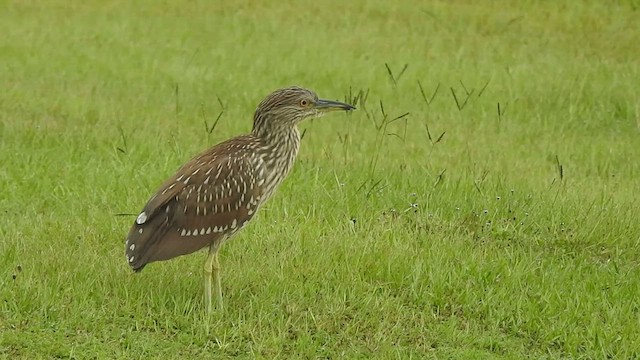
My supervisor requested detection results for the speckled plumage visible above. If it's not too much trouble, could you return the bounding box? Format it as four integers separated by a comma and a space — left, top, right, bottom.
124, 86, 355, 311
125, 137, 267, 270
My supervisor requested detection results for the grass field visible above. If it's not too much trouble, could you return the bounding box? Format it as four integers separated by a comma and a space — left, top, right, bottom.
1, 0, 640, 358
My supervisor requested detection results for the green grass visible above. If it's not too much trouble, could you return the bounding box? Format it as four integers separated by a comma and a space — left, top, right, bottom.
1, 0, 640, 358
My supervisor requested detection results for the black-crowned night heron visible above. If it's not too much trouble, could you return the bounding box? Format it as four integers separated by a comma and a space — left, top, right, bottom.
124, 86, 355, 312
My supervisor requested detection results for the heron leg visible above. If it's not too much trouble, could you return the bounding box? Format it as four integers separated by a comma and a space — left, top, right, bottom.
203, 242, 223, 313
212, 248, 223, 311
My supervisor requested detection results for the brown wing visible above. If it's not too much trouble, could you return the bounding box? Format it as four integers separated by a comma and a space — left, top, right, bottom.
125, 145, 266, 271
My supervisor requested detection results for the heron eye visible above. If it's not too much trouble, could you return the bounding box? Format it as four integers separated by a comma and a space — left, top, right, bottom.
300, 99, 309, 107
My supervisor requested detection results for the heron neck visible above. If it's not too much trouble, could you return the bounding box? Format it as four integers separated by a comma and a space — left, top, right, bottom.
253, 124, 301, 170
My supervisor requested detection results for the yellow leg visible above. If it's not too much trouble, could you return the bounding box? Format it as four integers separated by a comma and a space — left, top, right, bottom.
203, 243, 223, 313
212, 250, 223, 312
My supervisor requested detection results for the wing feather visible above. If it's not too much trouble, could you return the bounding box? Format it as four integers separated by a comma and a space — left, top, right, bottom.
125, 142, 266, 271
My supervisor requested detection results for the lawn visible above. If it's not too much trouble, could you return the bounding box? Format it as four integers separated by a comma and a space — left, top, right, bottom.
1, 0, 639, 358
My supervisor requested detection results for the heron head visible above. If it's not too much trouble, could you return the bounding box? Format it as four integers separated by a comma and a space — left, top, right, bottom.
253, 86, 355, 132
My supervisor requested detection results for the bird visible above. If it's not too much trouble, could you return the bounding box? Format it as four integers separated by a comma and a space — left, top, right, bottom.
124, 86, 355, 312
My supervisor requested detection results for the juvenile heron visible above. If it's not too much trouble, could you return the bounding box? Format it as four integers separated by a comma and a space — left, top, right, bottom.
125, 86, 355, 312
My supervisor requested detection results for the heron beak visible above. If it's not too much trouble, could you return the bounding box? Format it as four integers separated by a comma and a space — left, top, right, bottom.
314, 99, 356, 112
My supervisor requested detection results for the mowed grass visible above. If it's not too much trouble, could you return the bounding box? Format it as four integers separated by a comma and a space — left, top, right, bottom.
1, 0, 640, 358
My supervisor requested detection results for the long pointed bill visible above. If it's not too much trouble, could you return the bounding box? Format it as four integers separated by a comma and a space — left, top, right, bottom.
315, 99, 356, 112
